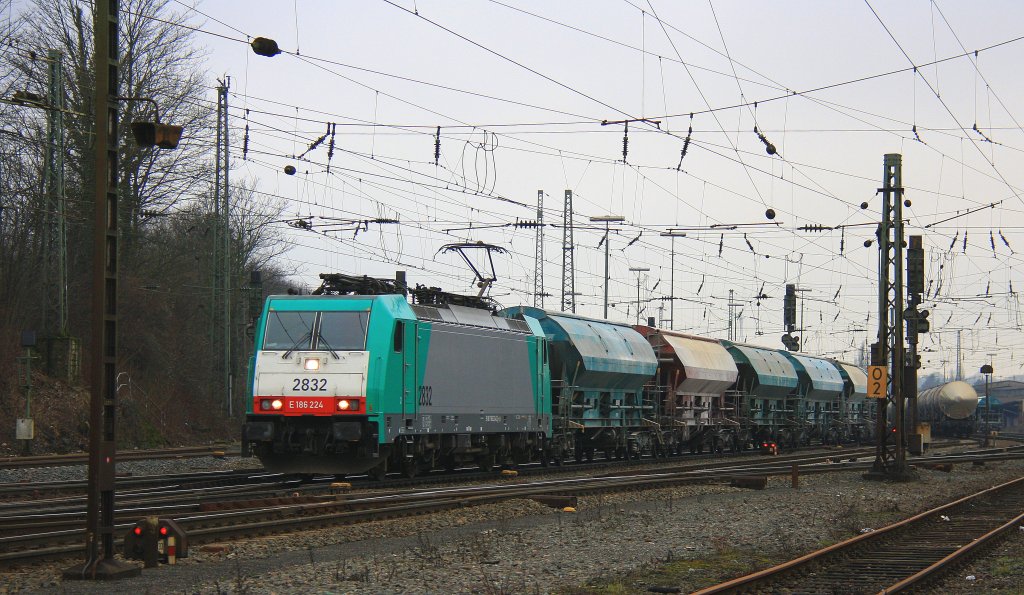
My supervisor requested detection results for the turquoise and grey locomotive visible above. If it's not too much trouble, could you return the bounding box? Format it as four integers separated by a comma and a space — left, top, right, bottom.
242, 274, 551, 477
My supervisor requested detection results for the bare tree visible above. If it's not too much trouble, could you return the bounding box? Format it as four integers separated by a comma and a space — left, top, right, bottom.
12, 0, 215, 245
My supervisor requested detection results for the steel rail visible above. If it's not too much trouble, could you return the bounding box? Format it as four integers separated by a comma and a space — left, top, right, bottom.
0, 456, 845, 565
884, 507, 1024, 593
691, 475, 1024, 594
3, 445, 1020, 568
0, 445, 238, 469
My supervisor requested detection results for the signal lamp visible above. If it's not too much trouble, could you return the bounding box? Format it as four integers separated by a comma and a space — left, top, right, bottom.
133, 526, 143, 536
120, 96, 183, 149
131, 122, 183, 149
159, 526, 168, 536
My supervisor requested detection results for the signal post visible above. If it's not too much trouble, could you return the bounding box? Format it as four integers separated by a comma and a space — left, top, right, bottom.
864, 154, 920, 482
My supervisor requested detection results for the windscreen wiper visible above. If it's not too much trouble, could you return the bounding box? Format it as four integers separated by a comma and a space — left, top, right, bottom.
315, 332, 341, 360
282, 330, 313, 359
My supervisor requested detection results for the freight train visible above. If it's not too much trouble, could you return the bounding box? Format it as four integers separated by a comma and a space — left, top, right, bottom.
241, 273, 871, 477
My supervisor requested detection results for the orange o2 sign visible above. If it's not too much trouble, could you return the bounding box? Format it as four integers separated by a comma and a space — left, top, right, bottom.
867, 365, 887, 398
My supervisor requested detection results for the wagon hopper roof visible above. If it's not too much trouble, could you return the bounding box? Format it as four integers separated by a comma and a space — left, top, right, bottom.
724, 343, 798, 398
786, 354, 845, 400
656, 332, 738, 397
834, 361, 868, 400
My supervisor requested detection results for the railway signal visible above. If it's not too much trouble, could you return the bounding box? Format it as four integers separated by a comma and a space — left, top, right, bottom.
123, 517, 188, 567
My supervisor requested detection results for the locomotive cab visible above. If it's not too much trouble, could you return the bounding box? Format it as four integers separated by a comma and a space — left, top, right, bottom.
242, 295, 395, 474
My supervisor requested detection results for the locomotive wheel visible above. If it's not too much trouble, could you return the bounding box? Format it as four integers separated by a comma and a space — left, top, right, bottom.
402, 461, 418, 479
370, 462, 388, 482
585, 448, 595, 462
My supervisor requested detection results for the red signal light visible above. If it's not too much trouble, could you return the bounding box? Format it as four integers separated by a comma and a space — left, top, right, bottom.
133, 526, 142, 536
159, 526, 168, 536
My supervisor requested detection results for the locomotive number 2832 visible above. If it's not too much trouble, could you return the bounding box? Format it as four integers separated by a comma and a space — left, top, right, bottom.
292, 378, 328, 391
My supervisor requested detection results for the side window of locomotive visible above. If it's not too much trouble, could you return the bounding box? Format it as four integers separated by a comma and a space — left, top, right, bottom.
393, 321, 404, 352
262, 311, 316, 350
318, 311, 370, 351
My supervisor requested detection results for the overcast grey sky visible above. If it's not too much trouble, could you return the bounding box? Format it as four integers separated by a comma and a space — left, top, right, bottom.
58, 1, 1024, 376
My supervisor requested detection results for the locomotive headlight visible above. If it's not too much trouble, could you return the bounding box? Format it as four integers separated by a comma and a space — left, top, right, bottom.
303, 358, 320, 371
271, 399, 283, 410
337, 399, 351, 411
260, 399, 271, 411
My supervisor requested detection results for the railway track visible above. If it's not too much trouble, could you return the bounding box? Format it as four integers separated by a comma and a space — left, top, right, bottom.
0, 449, 874, 566
5, 446, 1022, 568
0, 445, 239, 470
692, 474, 1024, 594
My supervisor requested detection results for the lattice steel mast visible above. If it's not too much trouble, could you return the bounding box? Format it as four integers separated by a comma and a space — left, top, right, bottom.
43, 49, 67, 338
866, 153, 915, 481
534, 190, 544, 308
561, 189, 575, 313
213, 79, 232, 415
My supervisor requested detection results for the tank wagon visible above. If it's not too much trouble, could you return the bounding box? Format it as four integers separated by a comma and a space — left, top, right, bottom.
917, 380, 979, 437
242, 272, 872, 475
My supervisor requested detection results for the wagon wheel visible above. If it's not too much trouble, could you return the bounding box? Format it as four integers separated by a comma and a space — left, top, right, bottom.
477, 454, 496, 473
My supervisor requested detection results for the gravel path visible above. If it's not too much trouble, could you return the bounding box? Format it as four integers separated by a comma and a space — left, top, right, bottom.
3, 451, 1022, 594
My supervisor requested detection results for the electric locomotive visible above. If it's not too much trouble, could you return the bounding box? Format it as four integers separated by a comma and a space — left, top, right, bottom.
242, 274, 551, 477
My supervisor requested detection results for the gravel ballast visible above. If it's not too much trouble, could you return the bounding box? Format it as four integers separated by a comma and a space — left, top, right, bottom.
3, 452, 1022, 594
